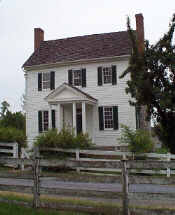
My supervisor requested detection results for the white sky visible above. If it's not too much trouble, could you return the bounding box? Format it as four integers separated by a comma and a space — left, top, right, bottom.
0, 0, 174, 112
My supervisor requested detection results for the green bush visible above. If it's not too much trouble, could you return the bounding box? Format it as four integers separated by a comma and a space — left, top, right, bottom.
118, 125, 154, 155
74, 132, 93, 149
57, 127, 75, 148
155, 147, 169, 154
34, 129, 59, 148
34, 127, 94, 149
0, 127, 27, 148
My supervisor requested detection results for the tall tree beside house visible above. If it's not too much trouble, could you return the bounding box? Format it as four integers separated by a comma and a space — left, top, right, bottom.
120, 14, 175, 153
0, 101, 26, 132
0, 100, 10, 118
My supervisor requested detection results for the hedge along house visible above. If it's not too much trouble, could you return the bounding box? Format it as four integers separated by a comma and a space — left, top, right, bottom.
23, 14, 145, 149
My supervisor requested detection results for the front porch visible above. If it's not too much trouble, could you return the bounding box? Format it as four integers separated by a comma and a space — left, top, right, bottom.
45, 83, 97, 138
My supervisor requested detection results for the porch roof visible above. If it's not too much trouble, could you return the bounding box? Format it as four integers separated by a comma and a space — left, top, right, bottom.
45, 83, 97, 104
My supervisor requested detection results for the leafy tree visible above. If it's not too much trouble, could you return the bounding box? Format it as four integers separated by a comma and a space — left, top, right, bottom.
0, 101, 26, 132
120, 14, 175, 153
0, 111, 26, 131
0, 100, 10, 118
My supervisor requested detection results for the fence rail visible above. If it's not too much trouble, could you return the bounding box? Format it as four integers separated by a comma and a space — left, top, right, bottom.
0, 142, 18, 159
40, 147, 175, 159
39, 147, 175, 176
0, 157, 175, 171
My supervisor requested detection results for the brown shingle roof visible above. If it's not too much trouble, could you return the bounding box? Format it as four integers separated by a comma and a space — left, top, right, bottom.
23, 31, 132, 68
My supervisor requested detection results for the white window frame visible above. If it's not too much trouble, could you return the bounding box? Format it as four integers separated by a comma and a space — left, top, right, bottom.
102, 66, 112, 85
103, 106, 113, 130
42, 110, 49, 132
72, 69, 82, 87
42, 72, 50, 90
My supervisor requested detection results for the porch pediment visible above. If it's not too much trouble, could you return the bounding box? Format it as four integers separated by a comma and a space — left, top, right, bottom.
45, 83, 97, 104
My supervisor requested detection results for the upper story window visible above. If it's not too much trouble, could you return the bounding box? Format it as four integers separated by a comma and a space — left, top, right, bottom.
68, 68, 86, 87
98, 65, 117, 86
103, 67, 112, 84
42, 73, 50, 89
73, 70, 82, 86
38, 71, 55, 91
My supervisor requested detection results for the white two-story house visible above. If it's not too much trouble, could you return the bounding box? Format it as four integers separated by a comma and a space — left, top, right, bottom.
23, 14, 144, 149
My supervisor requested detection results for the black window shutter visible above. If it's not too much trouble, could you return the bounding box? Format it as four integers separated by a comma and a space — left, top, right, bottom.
50, 71, 55, 90
52, 110, 56, 129
68, 70, 73, 85
38, 111, 43, 133
113, 106, 118, 130
81, 68, 86, 87
112, 65, 117, 85
38, 73, 42, 91
97, 67, 103, 86
98, 106, 104, 130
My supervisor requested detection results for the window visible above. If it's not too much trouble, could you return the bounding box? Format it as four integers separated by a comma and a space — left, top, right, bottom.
135, 106, 141, 129
38, 71, 55, 91
43, 111, 49, 131
98, 65, 117, 86
42, 73, 50, 89
73, 70, 82, 86
98, 106, 118, 130
38, 110, 49, 132
68, 69, 86, 87
103, 67, 112, 84
104, 107, 113, 129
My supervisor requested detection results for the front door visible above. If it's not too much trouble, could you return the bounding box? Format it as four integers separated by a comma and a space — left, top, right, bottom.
76, 108, 82, 134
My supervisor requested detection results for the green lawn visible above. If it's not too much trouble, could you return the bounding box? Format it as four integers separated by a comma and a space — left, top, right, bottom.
0, 202, 86, 215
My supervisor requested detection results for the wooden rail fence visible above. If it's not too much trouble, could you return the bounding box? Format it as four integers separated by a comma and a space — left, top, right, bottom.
0, 156, 175, 215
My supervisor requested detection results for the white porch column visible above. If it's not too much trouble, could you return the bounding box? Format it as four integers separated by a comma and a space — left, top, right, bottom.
73, 102, 77, 136
49, 104, 52, 129
57, 103, 61, 131
82, 102, 86, 134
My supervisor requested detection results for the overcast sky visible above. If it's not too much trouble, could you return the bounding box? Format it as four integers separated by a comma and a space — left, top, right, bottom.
0, 0, 174, 112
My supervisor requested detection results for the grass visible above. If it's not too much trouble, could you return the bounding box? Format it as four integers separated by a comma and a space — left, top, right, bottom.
0, 191, 121, 215
1, 191, 175, 212
0, 202, 86, 215
0, 191, 120, 208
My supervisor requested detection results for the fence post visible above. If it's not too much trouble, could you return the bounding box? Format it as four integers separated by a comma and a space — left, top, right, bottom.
13, 143, 18, 158
33, 147, 40, 208
121, 159, 130, 215
13, 143, 18, 168
167, 152, 171, 177
21, 148, 24, 171
76, 149, 80, 173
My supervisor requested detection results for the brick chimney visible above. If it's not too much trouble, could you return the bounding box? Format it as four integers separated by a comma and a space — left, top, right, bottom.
135, 13, 144, 53
34, 28, 44, 51
135, 14, 151, 131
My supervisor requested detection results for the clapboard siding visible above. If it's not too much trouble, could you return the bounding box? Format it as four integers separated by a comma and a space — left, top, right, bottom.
25, 59, 136, 148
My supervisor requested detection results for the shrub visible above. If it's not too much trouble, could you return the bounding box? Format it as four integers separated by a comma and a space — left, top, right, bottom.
34, 127, 94, 149
34, 129, 59, 148
155, 147, 169, 154
57, 127, 75, 148
118, 125, 154, 155
74, 132, 94, 149
0, 127, 27, 148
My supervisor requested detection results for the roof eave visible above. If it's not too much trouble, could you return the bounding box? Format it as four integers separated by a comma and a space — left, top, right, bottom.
22, 54, 130, 71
